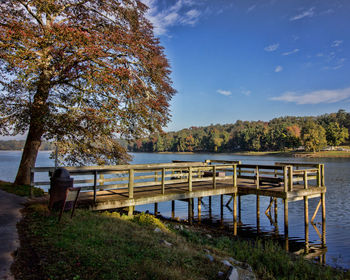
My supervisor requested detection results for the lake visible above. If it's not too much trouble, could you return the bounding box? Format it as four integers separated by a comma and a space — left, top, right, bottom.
1, 150, 350, 269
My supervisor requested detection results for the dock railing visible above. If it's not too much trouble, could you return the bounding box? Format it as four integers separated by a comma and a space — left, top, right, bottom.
31, 160, 325, 203
31, 161, 239, 203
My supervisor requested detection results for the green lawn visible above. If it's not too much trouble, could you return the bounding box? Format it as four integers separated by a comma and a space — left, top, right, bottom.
12, 204, 349, 280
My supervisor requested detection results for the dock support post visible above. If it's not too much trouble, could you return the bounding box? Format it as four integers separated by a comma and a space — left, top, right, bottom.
154, 203, 158, 216
128, 169, 134, 199
188, 198, 193, 225
321, 193, 326, 247
128, 206, 134, 216
238, 195, 241, 223
220, 194, 224, 226
198, 197, 202, 223
256, 195, 260, 234
284, 198, 289, 251
304, 196, 309, 253
274, 198, 278, 224
209, 196, 212, 220
161, 168, 165, 194
233, 193, 237, 236
188, 167, 193, 192
171, 200, 175, 219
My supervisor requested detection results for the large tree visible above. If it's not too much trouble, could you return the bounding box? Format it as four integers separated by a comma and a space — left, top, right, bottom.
0, 0, 175, 185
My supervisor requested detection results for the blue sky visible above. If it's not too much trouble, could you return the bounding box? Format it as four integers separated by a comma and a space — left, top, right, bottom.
142, 0, 350, 131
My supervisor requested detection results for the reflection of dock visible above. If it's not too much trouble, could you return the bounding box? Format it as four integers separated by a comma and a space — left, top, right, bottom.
31, 159, 326, 260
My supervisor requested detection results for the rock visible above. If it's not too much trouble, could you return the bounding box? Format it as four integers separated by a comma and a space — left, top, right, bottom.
154, 227, 161, 233
205, 254, 214, 262
161, 240, 172, 247
222, 259, 233, 267
226, 266, 239, 280
218, 271, 224, 277
206, 234, 212, 239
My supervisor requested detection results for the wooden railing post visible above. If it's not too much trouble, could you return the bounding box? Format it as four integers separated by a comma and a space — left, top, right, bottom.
288, 166, 293, 191
321, 164, 325, 187
212, 165, 216, 189
161, 168, 165, 194
93, 170, 97, 203
303, 170, 308, 189
283, 166, 288, 192
233, 164, 237, 187
188, 166, 192, 192
317, 164, 321, 187
256, 166, 259, 189
129, 169, 134, 199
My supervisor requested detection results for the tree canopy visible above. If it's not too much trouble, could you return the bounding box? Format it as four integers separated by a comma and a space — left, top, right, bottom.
0, 0, 175, 184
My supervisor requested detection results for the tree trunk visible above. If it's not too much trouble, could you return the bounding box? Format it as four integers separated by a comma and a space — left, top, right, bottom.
14, 125, 44, 185
14, 72, 50, 185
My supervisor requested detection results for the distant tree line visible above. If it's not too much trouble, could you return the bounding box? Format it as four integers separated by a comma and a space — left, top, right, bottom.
128, 110, 350, 153
0, 140, 54, 151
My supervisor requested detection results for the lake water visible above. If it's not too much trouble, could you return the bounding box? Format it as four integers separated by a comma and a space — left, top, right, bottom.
1, 150, 350, 269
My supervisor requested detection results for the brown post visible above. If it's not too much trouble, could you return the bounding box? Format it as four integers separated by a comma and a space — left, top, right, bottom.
220, 194, 224, 226
256, 166, 260, 189
288, 166, 293, 191
213, 165, 217, 189
209, 196, 212, 220
233, 164, 237, 187
317, 164, 321, 187
304, 196, 309, 253
198, 197, 202, 224
188, 198, 193, 225
303, 170, 308, 189
321, 192, 326, 247
283, 166, 288, 192
256, 195, 260, 234
128, 206, 134, 216
284, 198, 289, 251
274, 198, 278, 224
321, 164, 325, 187
161, 168, 165, 194
93, 170, 97, 203
154, 202, 158, 216
233, 193, 237, 236
128, 169, 134, 199
171, 200, 175, 219
188, 166, 193, 192
238, 195, 241, 223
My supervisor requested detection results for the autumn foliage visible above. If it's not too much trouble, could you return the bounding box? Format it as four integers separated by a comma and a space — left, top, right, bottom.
0, 0, 175, 184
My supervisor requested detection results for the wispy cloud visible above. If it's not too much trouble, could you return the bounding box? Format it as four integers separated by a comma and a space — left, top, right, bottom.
271, 87, 350, 104
282, 48, 299, 56
241, 89, 251, 96
142, 0, 201, 36
331, 40, 343, 47
264, 43, 279, 52
275, 65, 283, 72
247, 4, 256, 13
217, 89, 232, 96
290, 7, 315, 21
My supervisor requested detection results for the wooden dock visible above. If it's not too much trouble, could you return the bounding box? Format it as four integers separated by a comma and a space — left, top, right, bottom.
31, 159, 327, 260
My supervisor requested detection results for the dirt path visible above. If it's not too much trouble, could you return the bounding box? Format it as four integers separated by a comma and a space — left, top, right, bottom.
0, 190, 26, 280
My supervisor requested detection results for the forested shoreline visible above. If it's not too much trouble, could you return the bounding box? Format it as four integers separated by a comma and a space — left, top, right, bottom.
0, 140, 54, 151
128, 110, 350, 153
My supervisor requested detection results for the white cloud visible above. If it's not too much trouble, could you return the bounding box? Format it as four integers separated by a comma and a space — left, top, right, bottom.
264, 43, 279, 52
217, 89, 232, 96
290, 7, 315, 21
275, 65, 283, 72
241, 89, 251, 96
247, 4, 256, 13
282, 48, 299, 56
331, 40, 343, 47
142, 0, 201, 36
270, 87, 350, 104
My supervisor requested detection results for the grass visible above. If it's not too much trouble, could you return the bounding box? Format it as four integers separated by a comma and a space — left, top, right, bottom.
0, 180, 44, 197
13, 204, 350, 280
